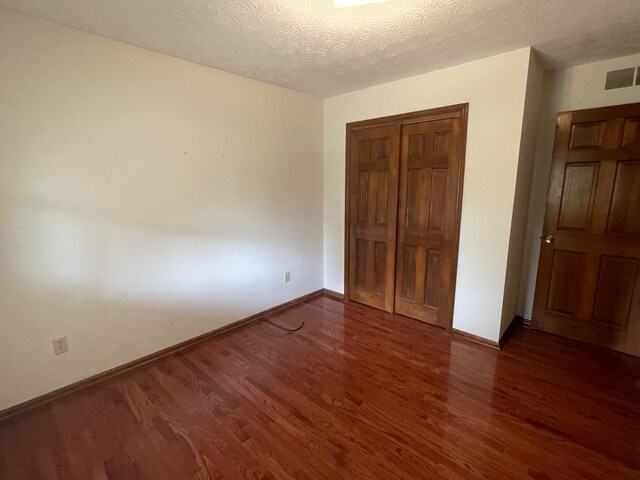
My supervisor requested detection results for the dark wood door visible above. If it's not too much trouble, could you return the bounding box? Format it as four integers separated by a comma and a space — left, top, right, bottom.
394, 116, 466, 327
533, 102, 640, 356
347, 125, 400, 312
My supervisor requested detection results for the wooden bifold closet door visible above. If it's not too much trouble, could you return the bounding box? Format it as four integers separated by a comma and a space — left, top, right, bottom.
346, 105, 468, 328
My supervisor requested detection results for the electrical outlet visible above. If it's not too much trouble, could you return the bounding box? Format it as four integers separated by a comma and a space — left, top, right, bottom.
53, 336, 69, 355
284, 271, 291, 283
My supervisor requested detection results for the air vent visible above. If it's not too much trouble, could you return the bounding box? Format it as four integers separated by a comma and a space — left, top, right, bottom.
605, 67, 638, 91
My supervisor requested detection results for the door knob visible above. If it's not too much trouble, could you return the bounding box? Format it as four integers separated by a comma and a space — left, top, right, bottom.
543, 235, 554, 244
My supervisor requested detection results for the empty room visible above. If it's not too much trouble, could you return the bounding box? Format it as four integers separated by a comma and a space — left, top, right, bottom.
1, 0, 639, 479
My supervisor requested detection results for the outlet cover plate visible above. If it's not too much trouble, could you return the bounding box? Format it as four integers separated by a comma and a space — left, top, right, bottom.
53, 336, 69, 355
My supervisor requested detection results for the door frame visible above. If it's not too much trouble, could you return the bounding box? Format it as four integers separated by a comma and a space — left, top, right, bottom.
343, 103, 469, 331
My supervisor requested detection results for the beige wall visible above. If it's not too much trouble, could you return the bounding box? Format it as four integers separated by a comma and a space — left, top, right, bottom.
323, 48, 535, 342
0, 10, 324, 410
518, 53, 640, 320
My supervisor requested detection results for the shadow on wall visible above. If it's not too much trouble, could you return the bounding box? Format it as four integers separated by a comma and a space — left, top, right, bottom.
2, 196, 275, 309
0, 195, 305, 410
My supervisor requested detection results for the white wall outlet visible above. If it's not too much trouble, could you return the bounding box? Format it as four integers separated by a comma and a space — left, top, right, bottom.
284, 271, 291, 283
53, 336, 69, 355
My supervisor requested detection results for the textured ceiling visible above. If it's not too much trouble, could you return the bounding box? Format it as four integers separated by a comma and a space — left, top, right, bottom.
1, 0, 640, 96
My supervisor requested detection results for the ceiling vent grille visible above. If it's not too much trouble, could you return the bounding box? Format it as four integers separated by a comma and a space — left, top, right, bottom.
604, 67, 639, 91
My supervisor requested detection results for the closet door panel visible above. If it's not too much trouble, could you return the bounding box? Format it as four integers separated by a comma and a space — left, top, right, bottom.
394, 117, 465, 327
347, 125, 400, 312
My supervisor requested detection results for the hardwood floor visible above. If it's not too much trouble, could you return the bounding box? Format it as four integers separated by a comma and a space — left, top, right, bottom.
1, 296, 639, 479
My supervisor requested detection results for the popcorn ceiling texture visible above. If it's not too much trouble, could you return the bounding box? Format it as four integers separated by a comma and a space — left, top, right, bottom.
1, 0, 639, 96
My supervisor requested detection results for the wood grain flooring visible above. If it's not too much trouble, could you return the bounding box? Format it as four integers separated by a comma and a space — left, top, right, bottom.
1, 296, 639, 479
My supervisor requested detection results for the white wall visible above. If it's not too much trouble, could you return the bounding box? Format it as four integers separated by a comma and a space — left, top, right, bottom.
499, 52, 544, 337
518, 53, 640, 319
324, 48, 534, 342
0, 9, 324, 410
